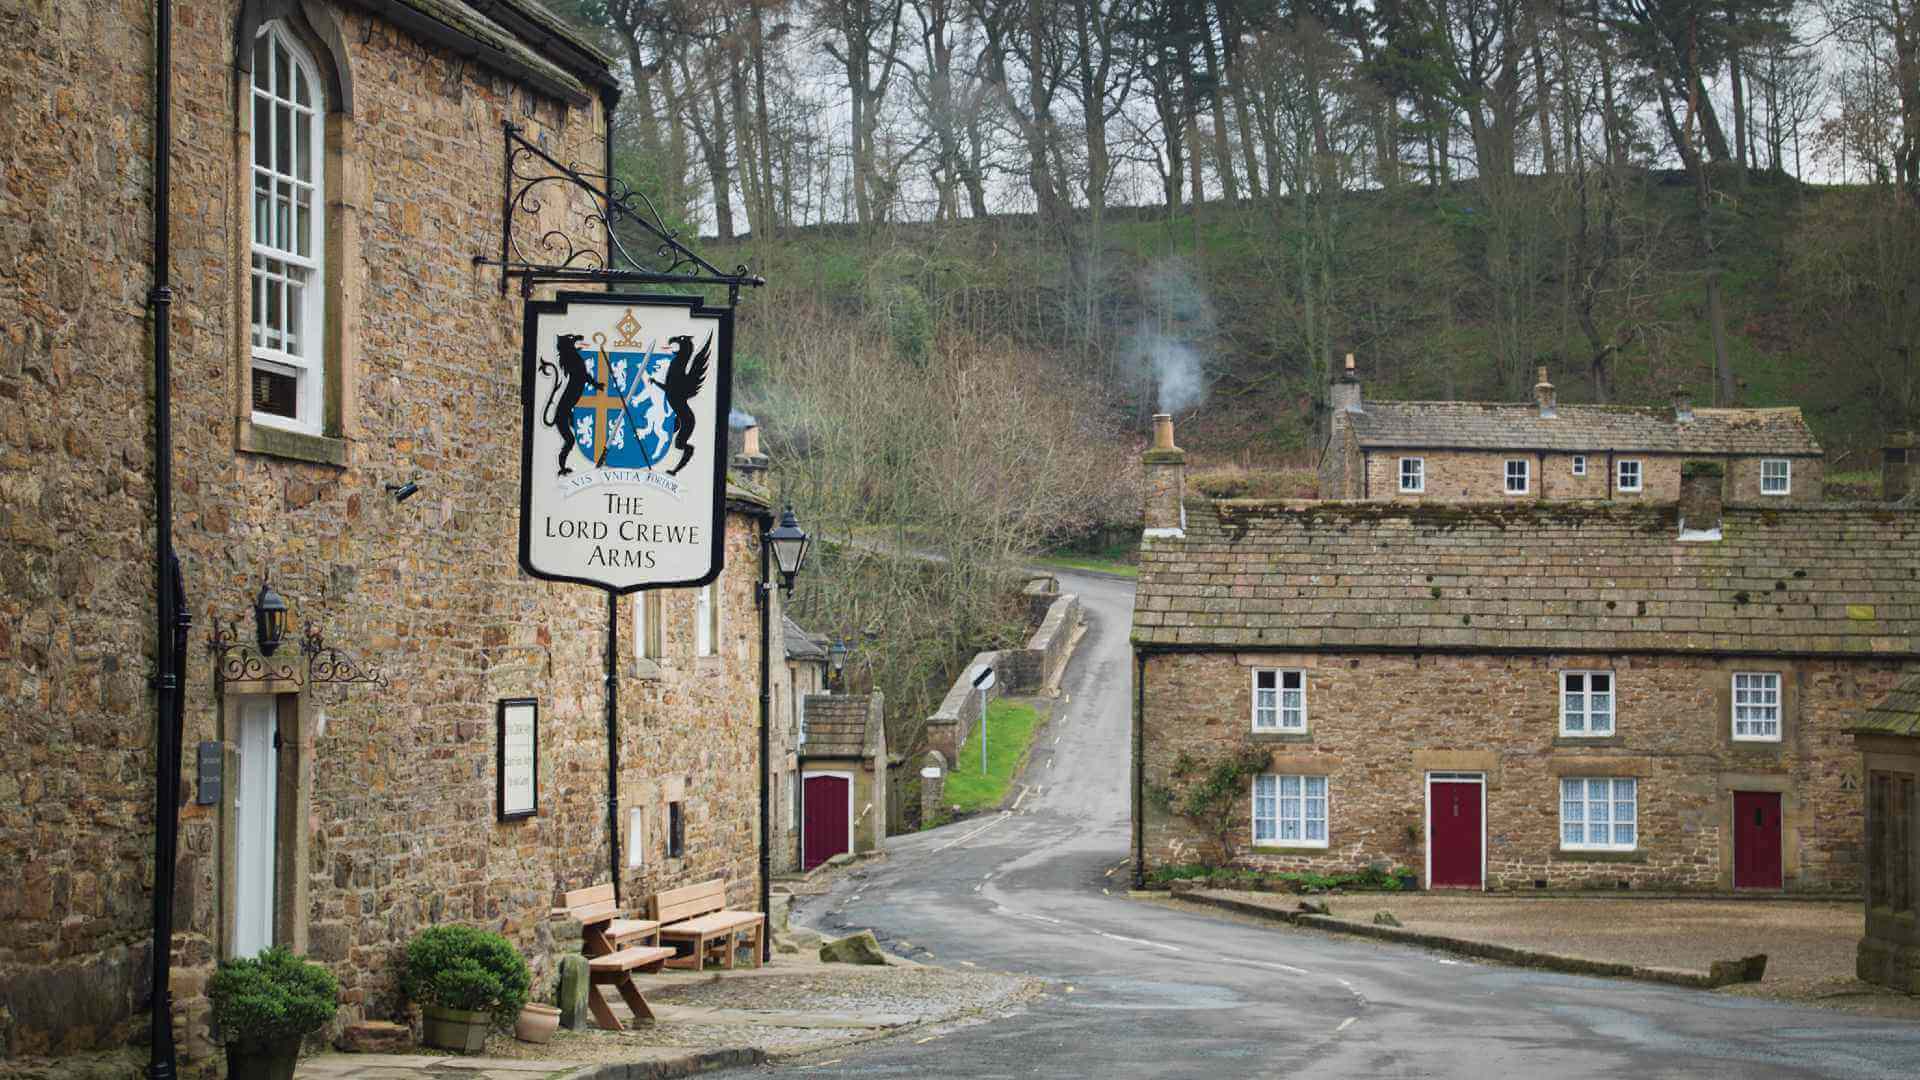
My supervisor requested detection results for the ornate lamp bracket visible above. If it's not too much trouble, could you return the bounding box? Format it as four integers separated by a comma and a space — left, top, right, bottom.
205, 619, 390, 690
473, 123, 764, 304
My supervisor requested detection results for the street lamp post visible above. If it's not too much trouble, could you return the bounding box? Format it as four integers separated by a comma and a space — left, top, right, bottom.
759, 505, 809, 961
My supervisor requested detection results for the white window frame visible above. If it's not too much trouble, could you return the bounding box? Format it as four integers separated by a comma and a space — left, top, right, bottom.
1505, 459, 1530, 494
1571, 455, 1587, 476
1617, 459, 1643, 492
1252, 774, 1329, 848
249, 23, 326, 435
1760, 459, 1791, 496
1251, 669, 1306, 732
1560, 670, 1615, 736
1399, 457, 1425, 493
694, 584, 718, 656
1561, 777, 1638, 851
1732, 672, 1782, 741
633, 592, 663, 660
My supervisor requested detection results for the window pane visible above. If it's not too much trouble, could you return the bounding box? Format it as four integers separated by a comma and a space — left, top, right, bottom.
1255, 670, 1276, 689
284, 277, 302, 354
253, 95, 271, 167
1615, 824, 1635, 845
252, 365, 298, 417
1280, 776, 1301, 797
1563, 823, 1582, 845
1587, 779, 1608, 800
254, 35, 271, 90
276, 104, 292, 174
1591, 673, 1610, 693
1306, 777, 1326, 798
1563, 799, 1582, 822
275, 40, 291, 98
295, 66, 312, 108
296, 113, 312, 181
1283, 671, 1302, 690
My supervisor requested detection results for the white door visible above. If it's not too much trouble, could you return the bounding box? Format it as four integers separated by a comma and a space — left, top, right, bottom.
233, 696, 279, 957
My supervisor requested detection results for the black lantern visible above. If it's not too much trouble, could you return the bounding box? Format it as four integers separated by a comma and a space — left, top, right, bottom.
766, 505, 811, 593
827, 638, 850, 689
254, 577, 290, 657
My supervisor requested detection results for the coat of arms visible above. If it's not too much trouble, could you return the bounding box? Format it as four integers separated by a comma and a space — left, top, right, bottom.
540, 309, 711, 479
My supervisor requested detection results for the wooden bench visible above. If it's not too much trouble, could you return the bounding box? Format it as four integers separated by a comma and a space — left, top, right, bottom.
551, 884, 673, 1030
648, 879, 766, 972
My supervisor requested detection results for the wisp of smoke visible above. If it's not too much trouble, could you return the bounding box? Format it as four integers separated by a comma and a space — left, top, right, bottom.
1123, 259, 1215, 413
728, 408, 759, 430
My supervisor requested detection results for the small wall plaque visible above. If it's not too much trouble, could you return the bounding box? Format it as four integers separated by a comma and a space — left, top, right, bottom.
497, 699, 538, 821
196, 741, 222, 805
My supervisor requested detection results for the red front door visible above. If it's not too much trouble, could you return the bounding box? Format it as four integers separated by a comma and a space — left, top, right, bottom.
1430, 780, 1483, 889
1734, 791, 1784, 889
803, 775, 850, 870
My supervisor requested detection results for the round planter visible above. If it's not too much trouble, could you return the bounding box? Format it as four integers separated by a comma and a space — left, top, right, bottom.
514, 1003, 561, 1044
420, 1005, 492, 1054
225, 1037, 302, 1080
1397, 875, 1419, 891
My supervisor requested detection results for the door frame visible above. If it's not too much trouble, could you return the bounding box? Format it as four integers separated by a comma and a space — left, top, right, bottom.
217, 687, 311, 960
1732, 789, 1786, 891
1424, 771, 1487, 891
801, 769, 854, 869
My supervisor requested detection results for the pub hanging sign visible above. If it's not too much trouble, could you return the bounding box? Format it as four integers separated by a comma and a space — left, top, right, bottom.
518, 292, 734, 592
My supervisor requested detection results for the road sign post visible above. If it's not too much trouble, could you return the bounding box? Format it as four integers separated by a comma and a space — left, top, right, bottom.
971, 665, 996, 777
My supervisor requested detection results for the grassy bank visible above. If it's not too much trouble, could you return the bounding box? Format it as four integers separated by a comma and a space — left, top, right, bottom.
944, 700, 1045, 815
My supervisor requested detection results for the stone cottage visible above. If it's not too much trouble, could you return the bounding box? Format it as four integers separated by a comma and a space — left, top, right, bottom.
1, 0, 782, 1066
1319, 358, 1826, 503
1852, 673, 1920, 993
1134, 418, 1920, 892
798, 694, 888, 869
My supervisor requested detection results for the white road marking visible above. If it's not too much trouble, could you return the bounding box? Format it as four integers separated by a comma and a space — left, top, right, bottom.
1099, 932, 1180, 953
1222, 956, 1311, 976
1336, 1017, 1357, 1033
934, 812, 1010, 853
1054, 735, 1062, 745
960, 961, 976, 967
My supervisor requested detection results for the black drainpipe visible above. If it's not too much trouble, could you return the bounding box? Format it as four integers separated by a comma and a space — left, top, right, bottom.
148, 2, 188, 1077
757, 529, 773, 960
1132, 651, 1146, 890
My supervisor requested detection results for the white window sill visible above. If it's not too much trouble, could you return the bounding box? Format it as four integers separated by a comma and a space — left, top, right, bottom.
1558, 729, 1616, 738
1732, 733, 1782, 743
1250, 841, 1329, 851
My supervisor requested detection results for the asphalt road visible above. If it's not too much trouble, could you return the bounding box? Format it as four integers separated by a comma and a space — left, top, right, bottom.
775, 570, 1920, 1079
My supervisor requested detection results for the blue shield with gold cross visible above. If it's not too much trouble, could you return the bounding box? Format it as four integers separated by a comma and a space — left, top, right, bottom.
571, 340, 678, 470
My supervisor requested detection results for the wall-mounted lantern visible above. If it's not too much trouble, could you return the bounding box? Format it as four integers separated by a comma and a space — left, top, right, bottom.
254, 577, 289, 657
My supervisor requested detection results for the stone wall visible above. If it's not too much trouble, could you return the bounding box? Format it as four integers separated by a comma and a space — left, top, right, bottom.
0, 1, 773, 1065
1140, 650, 1913, 891
925, 650, 999, 765
1358, 450, 1823, 503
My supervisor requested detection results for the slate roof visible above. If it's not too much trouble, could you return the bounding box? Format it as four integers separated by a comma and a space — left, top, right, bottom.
381, 0, 612, 102
803, 698, 871, 758
1344, 402, 1823, 456
785, 616, 829, 663
1853, 673, 1920, 737
1133, 500, 1920, 656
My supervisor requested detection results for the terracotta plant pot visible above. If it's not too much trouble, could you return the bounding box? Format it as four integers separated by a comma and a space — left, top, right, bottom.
514, 1003, 561, 1044
225, 1037, 301, 1080
420, 1004, 492, 1053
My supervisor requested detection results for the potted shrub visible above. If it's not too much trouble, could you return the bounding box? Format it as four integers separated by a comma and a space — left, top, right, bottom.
1394, 866, 1419, 891
208, 947, 340, 1080
402, 925, 530, 1053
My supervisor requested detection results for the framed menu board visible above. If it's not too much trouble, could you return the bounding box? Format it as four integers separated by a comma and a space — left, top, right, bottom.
497, 698, 538, 821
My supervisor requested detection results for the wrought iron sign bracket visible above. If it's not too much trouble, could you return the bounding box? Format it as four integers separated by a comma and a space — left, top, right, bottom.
473, 122, 765, 306
206, 620, 390, 690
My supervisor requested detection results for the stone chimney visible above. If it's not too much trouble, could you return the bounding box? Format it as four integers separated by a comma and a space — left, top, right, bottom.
1677, 460, 1725, 541
732, 423, 769, 484
1328, 353, 1362, 414
1672, 387, 1694, 423
1143, 414, 1187, 538
1534, 364, 1556, 418
1887, 432, 1916, 502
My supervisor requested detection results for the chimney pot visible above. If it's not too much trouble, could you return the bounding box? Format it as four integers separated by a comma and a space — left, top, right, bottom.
1330, 357, 1362, 413
1344, 352, 1356, 374
1534, 366, 1556, 418
1673, 387, 1694, 423
731, 423, 769, 483
743, 424, 762, 458
1143, 415, 1187, 537
1678, 460, 1725, 540
1886, 431, 1916, 502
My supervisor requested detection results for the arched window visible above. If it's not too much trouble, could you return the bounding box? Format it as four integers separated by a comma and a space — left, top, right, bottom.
249, 23, 325, 433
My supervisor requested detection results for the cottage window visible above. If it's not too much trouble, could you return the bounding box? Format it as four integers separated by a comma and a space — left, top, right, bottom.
1571, 455, 1587, 476
249, 24, 325, 433
1252, 669, 1305, 732
1732, 672, 1782, 740
1561, 777, 1637, 850
1617, 459, 1643, 492
1253, 774, 1328, 847
695, 584, 718, 657
1761, 459, 1791, 495
633, 592, 664, 660
1505, 459, 1530, 494
1561, 671, 1614, 736
1399, 458, 1424, 493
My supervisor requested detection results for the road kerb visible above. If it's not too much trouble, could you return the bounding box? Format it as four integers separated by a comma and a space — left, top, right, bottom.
1161, 890, 1750, 990
556, 1048, 768, 1080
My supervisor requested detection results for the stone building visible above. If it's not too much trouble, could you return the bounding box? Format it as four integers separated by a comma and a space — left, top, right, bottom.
1319, 359, 1825, 504
2, 0, 782, 1067
798, 694, 889, 869
1134, 419, 1919, 892
1852, 673, 1920, 993
772, 614, 831, 874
